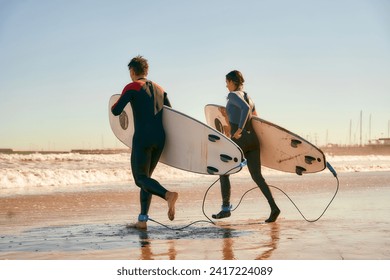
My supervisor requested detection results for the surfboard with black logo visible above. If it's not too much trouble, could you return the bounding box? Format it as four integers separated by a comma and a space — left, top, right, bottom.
109, 95, 244, 175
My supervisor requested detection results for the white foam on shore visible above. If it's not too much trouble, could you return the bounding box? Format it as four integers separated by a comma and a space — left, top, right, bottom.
1, 152, 390, 196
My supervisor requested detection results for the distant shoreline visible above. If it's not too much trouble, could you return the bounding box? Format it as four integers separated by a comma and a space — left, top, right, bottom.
321, 145, 390, 156
1, 146, 390, 156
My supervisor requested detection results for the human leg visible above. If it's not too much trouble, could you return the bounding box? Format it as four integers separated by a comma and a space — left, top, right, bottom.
129, 145, 162, 228
124, 188, 150, 229
246, 150, 280, 223
131, 146, 167, 198
212, 175, 232, 219
132, 144, 178, 221
149, 144, 178, 221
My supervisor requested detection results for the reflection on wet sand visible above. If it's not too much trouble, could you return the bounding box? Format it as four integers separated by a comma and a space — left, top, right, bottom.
137, 230, 177, 260
135, 222, 280, 260
222, 227, 234, 260
138, 230, 153, 260
255, 222, 280, 260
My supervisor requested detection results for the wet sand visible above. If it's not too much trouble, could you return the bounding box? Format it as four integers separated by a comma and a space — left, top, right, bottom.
1, 171, 389, 260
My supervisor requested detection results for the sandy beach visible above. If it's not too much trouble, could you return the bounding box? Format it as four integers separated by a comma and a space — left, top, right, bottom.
1, 169, 389, 260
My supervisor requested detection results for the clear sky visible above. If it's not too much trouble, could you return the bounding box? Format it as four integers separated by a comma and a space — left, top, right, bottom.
1, 0, 389, 151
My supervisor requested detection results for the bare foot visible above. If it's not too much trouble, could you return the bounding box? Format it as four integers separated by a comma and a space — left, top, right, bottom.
126, 221, 147, 230
165, 191, 178, 221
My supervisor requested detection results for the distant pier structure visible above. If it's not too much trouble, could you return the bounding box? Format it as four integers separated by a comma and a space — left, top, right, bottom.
322, 137, 390, 155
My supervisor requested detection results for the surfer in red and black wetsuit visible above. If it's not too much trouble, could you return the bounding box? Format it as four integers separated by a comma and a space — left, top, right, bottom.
111, 56, 178, 230
212, 70, 280, 223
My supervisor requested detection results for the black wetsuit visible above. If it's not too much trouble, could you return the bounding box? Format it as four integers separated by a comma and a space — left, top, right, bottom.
111, 78, 171, 216
220, 91, 278, 212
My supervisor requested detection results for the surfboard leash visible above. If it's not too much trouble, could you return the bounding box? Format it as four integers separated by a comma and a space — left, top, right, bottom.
147, 161, 338, 229
147, 175, 220, 231
229, 161, 339, 223
147, 161, 247, 230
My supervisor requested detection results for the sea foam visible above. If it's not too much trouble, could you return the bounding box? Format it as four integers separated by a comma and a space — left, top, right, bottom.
1, 152, 390, 196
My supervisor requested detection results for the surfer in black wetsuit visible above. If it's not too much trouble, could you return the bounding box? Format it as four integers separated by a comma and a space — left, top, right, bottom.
111, 56, 178, 230
212, 70, 280, 223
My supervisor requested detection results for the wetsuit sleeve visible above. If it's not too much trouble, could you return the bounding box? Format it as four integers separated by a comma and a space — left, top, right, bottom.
228, 92, 250, 129
163, 92, 172, 108
111, 82, 142, 116
111, 92, 131, 116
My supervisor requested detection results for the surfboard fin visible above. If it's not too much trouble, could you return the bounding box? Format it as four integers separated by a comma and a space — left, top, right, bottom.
207, 166, 219, 175
295, 166, 306, 176
305, 156, 316, 164
208, 134, 221, 142
291, 139, 302, 148
220, 154, 233, 162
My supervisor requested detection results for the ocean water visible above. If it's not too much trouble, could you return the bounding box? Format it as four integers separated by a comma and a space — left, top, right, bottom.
1, 152, 390, 197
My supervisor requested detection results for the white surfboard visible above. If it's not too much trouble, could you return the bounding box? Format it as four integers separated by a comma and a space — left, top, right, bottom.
109, 95, 244, 175
204, 104, 326, 175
